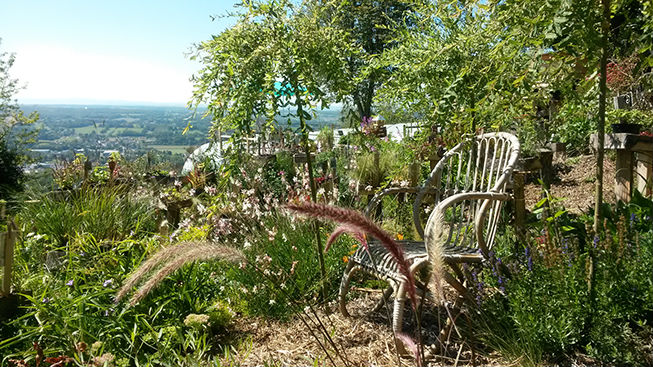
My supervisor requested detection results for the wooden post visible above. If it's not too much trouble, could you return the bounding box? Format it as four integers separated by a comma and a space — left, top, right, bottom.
615, 149, 633, 202
409, 162, 420, 187
2, 222, 16, 296
538, 149, 554, 191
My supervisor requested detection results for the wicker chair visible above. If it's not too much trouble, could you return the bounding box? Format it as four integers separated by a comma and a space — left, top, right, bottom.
338, 132, 520, 335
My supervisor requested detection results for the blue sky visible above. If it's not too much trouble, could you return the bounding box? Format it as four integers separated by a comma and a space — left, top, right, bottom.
1, 0, 241, 105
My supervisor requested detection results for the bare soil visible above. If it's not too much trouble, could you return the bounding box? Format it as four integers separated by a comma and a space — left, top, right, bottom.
524, 154, 616, 214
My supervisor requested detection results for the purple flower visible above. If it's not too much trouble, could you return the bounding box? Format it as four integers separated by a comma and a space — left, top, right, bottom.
103, 279, 113, 288
66, 280, 74, 287
42, 297, 50, 304
593, 235, 599, 248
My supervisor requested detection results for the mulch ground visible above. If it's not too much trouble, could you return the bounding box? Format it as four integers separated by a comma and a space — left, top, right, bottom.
524, 154, 616, 214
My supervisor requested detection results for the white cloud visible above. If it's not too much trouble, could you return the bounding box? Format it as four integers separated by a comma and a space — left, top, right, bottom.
12, 44, 195, 104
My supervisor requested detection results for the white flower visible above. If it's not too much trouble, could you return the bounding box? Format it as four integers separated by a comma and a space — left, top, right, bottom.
244, 240, 252, 250
269, 299, 276, 305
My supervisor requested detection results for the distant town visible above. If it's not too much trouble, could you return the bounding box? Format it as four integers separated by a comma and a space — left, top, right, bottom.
21, 104, 343, 172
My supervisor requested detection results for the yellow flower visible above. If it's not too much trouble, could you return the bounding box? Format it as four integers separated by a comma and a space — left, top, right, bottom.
396, 233, 404, 240
343, 256, 349, 263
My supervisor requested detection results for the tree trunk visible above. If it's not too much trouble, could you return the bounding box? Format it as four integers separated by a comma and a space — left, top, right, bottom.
296, 90, 328, 300
594, 0, 610, 232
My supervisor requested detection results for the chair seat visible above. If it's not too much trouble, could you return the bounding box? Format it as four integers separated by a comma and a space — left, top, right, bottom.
349, 240, 482, 282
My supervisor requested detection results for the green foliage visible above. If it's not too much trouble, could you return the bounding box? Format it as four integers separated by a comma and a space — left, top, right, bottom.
472, 194, 653, 366
2, 230, 234, 365
220, 213, 350, 319
1, 39, 39, 200
19, 185, 157, 246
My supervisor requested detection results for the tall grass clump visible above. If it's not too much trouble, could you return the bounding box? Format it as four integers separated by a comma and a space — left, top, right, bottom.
20, 185, 157, 246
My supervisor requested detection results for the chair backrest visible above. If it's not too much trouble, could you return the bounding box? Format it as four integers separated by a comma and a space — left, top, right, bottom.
413, 133, 520, 251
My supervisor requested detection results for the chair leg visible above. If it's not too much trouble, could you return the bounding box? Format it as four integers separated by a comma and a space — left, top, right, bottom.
370, 285, 394, 314
443, 271, 473, 303
392, 282, 407, 334
339, 261, 356, 317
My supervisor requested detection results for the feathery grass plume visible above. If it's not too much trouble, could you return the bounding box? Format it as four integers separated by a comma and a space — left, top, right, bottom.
286, 202, 418, 311
424, 208, 446, 302
115, 241, 200, 302
116, 242, 245, 306
325, 224, 367, 252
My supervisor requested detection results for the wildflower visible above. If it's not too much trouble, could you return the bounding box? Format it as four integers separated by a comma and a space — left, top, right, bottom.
189, 188, 196, 196
243, 240, 252, 250
174, 180, 181, 187
42, 297, 50, 304
593, 235, 599, 248
343, 256, 349, 263
396, 233, 404, 240
269, 299, 276, 305
66, 280, 74, 287
292, 245, 297, 251
103, 279, 113, 288
205, 185, 217, 196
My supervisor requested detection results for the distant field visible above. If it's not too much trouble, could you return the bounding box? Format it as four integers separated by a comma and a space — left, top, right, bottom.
73, 126, 144, 135
74, 125, 97, 134
149, 145, 189, 154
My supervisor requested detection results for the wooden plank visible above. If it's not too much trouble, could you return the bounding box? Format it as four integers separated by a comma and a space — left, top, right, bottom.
636, 152, 653, 197
590, 133, 653, 152
615, 149, 633, 202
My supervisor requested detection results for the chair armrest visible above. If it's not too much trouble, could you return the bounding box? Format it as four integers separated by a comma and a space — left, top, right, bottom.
423, 191, 512, 258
